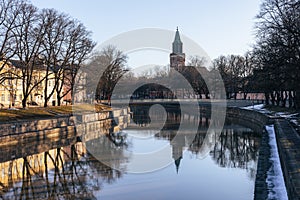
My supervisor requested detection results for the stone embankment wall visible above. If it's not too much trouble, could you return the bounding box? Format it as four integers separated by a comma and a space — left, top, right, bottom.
226, 107, 272, 132
225, 107, 273, 200
0, 108, 130, 162
226, 106, 299, 200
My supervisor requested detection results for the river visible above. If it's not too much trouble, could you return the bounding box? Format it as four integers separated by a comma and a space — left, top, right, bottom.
0, 105, 261, 200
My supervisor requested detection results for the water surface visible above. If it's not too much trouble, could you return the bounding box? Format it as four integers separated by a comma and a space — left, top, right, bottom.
0, 106, 260, 200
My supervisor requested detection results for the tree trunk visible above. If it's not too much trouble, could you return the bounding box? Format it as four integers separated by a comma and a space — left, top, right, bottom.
22, 99, 27, 108
198, 92, 202, 99
57, 96, 61, 106
233, 92, 237, 100
205, 93, 209, 99
226, 92, 230, 99
275, 91, 280, 106
270, 92, 275, 105
281, 91, 287, 108
265, 92, 270, 105
288, 91, 293, 108
43, 98, 48, 107
294, 90, 300, 110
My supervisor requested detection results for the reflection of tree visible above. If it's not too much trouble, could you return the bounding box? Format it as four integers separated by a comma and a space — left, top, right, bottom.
210, 129, 260, 179
130, 105, 151, 126
87, 155, 122, 185
130, 105, 259, 178
86, 134, 129, 174
130, 105, 182, 128
0, 142, 125, 199
188, 132, 207, 155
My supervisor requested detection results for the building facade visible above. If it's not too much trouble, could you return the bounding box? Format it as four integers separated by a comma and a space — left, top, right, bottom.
0, 60, 85, 107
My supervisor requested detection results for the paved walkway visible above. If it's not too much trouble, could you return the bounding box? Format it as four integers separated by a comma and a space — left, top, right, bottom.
274, 119, 300, 200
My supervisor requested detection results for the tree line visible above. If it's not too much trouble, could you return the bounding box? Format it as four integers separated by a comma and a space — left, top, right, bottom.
2, 0, 298, 109
82, 0, 300, 109
0, 0, 95, 107
252, 0, 300, 108
208, 0, 300, 109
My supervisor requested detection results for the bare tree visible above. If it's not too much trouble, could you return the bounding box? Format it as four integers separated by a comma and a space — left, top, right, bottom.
0, 0, 26, 83
254, 0, 300, 108
13, 2, 46, 108
86, 46, 127, 101
0, 0, 95, 108
54, 20, 95, 106
187, 55, 206, 67
240, 51, 256, 99
39, 9, 72, 107
213, 54, 256, 99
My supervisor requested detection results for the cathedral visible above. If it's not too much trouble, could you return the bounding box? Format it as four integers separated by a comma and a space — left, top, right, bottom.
170, 27, 185, 72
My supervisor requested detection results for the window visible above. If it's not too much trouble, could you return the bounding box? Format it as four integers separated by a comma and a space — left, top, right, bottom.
1, 94, 4, 102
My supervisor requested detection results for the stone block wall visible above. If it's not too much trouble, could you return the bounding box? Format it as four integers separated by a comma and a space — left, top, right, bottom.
0, 107, 130, 162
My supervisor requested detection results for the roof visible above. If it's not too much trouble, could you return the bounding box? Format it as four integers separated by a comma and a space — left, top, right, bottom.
172, 27, 183, 54
173, 27, 182, 44
10, 59, 46, 71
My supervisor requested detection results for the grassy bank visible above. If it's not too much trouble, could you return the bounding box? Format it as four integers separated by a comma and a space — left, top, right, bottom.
0, 104, 111, 122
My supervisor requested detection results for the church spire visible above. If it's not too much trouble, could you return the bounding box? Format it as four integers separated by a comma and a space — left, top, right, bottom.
175, 156, 182, 174
170, 27, 185, 71
172, 27, 183, 54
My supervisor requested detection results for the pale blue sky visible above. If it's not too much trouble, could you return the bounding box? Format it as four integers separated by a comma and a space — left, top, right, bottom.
31, 0, 261, 67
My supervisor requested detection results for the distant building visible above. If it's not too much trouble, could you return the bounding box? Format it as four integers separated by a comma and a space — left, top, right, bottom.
0, 59, 86, 107
8, 59, 59, 107
63, 69, 87, 104
170, 27, 186, 72
0, 61, 22, 107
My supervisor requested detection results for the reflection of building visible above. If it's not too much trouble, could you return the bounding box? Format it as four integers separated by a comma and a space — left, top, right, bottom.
0, 148, 60, 189
171, 134, 185, 173
170, 27, 185, 72
0, 142, 86, 195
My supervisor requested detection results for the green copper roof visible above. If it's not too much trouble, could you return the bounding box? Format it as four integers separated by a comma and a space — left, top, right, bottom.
174, 27, 182, 44
172, 27, 183, 54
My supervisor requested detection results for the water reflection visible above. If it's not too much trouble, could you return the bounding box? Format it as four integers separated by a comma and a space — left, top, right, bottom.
130, 105, 260, 177
0, 105, 260, 199
0, 142, 126, 200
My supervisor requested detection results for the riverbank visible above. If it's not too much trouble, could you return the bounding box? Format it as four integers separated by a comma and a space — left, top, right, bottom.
0, 105, 130, 162
0, 104, 111, 122
238, 104, 300, 200
1, 101, 299, 199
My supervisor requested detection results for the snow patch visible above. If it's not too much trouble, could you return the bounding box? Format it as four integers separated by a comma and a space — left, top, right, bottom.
265, 125, 288, 200
242, 104, 272, 114
275, 112, 299, 118
243, 104, 265, 110
290, 119, 299, 126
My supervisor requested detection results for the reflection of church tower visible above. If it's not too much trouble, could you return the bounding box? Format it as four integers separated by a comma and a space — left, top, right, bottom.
170, 27, 185, 72
171, 133, 185, 173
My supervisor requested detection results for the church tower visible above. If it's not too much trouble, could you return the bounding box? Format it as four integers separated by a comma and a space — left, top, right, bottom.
170, 27, 185, 72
